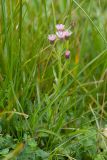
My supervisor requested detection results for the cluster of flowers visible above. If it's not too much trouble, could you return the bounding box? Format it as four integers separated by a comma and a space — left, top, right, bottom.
48, 24, 72, 59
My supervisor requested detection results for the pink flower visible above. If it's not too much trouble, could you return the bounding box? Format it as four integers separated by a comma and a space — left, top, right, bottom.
56, 30, 72, 40
64, 30, 72, 39
56, 31, 65, 40
56, 24, 65, 31
65, 50, 70, 59
48, 34, 56, 44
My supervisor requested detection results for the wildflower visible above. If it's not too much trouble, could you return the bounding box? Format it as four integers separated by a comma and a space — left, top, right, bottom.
48, 34, 56, 44
56, 24, 65, 31
56, 31, 65, 40
48, 24, 72, 43
65, 50, 70, 59
64, 30, 72, 39
56, 30, 72, 40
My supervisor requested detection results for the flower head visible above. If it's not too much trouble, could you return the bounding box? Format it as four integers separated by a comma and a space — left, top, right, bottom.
56, 24, 65, 31
48, 34, 56, 44
56, 31, 65, 40
64, 30, 72, 39
65, 50, 70, 59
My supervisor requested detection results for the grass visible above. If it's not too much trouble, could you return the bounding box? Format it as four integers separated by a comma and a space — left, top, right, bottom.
0, 0, 107, 159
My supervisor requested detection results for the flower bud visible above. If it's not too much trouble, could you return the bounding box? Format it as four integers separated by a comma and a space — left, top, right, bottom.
65, 50, 70, 59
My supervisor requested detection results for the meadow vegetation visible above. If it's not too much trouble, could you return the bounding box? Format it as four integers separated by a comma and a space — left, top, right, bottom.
0, 0, 107, 159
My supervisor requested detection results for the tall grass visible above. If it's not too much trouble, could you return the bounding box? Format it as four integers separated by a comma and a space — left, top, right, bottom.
0, 0, 107, 159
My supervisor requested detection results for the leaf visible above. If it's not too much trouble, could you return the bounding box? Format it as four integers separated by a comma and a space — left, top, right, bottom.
36, 149, 49, 159
0, 148, 9, 155
3, 143, 24, 160
94, 154, 105, 160
28, 139, 37, 148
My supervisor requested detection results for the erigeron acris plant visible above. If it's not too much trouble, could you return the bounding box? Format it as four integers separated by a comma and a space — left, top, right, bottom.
48, 23, 72, 89
48, 23, 72, 59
